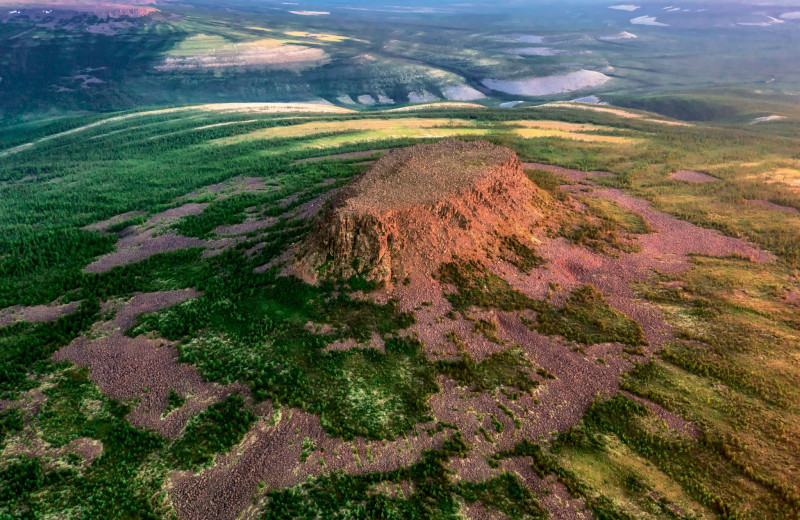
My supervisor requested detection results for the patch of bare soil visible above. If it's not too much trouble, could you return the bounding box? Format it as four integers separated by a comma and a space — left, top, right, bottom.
168, 408, 446, 520
669, 170, 717, 183
502, 457, 593, 520
294, 140, 542, 284
523, 162, 614, 181
82, 210, 146, 233
323, 332, 385, 353
285, 187, 340, 223
83, 202, 235, 273
64, 437, 104, 468
293, 149, 390, 164
53, 290, 246, 438
2, 432, 104, 472
214, 217, 278, 236
180, 176, 270, 201
746, 199, 800, 214
0, 301, 81, 328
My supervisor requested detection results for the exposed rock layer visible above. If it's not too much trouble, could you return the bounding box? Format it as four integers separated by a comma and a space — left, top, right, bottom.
294, 139, 542, 283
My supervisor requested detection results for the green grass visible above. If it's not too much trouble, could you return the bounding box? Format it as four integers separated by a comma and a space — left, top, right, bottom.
534, 285, 648, 347
500, 234, 546, 274
0, 409, 23, 446
438, 260, 645, 346
167, 394, 256, 470
163, 389, 186, 416
437, 259, 540, 312
130, 259, 432, 439
436, 340, 538, 394
0, 367, 167, 519
261, 432, 546, 520
559, 197, 654, 257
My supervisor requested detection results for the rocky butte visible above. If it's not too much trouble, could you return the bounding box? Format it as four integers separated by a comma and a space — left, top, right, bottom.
294, 139, 544, 284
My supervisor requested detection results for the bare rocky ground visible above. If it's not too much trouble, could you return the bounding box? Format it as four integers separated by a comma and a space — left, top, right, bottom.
668, 170, 718, 182
169, 406, 447, 520
83, 202, 220, 273
52, 290, 249, 438
0, 301, 81, 327
160, 154, 774, 519
293, 149, 390, 164
31, 146, 775, 519
83, 176, 276, 273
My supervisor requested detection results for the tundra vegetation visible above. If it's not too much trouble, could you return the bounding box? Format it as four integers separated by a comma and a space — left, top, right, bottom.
1, 99, 799, 519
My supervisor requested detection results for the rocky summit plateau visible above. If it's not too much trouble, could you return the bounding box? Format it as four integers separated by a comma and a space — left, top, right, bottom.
295, 139, 542, 284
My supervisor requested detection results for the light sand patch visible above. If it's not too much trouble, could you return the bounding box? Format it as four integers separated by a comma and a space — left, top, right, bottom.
514, 128, 634, 144
512, 47, 560, 56
610, 4, 640, 11
542, 101, 640, 119
212, 118, 477, 145
441, 85, 486, 101
289, 10, 329, 15
506, 120, 614, 132
408, 91, 440, 103
599, 31, 638, 41
171, 103, 352, 114
269, 128, 490, 154
283, 30, 365, 43
669, 170, 718, 182
384, 102, 486, 112
751, 115, 785, 124
757, 168, 800, 192
193, 119, 257, 131
631, 15, 669, 26
539, 101, 691, 126
156, 38, 328, 71
737, 16, 784, 27
513, 35, 546, 44
482, 70, 611, 97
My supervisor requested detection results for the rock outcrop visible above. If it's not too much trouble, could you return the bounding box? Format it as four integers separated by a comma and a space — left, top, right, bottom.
294, 139, 542, 284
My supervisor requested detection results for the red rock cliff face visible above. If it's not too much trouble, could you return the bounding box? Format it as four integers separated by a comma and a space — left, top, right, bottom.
294, 139, 542, 284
